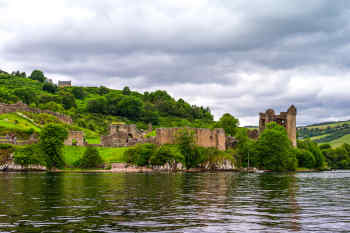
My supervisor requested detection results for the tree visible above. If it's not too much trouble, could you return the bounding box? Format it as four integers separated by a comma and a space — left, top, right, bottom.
39, 124, 68, 169
215, 113, 239, 136
72, 86, 86, 99
86, 97, 107, 114
42, 82, 57, 94
235, 128, 256, 168
122, 86, 131, 95
61, 93, 76, 110
13, 88, 36, 104
30, 70, 46, 82
297, 139, 326, 169
117, 96, 144, 120
79, 146, 103, 168
295, 148, 316, 168
255, 122, 297, 171
176, 129, 200, 169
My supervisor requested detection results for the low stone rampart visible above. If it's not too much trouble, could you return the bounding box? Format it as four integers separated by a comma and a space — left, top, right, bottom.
0, 102, 72, 124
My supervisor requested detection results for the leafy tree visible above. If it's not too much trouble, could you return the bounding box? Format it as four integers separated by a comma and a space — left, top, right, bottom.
117, 96, 144, 120
39, 101, 64, 112
11, 70, 26, 78
255, 122, 297, 171
123, 143, 157, 166
215, 113, 239, 136
98, 85, 109, 95
39, 124, 68, 169
42, 82, 57, 94
79, 146, 103, 168
297, 139, 326, 169
13, 88, 36, 104
150, 145, 183, 166
61, 93, 76, 110
122, 86, 131, 95
176, 129, 200, 169
86, 97, 107, 114
72, 86, 86, 99
30, 70, 46, 82
142, 103, 160, 125
235, 127, 256, 168
295, 148, 316, 168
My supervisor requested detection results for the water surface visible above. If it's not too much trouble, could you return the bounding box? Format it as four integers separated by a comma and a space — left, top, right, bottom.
0, 171, 350, 232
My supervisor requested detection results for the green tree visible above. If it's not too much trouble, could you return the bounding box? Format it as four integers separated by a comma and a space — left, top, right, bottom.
122, 86, 131, 95
72, 86, 86, 99
215, 113, 239, 136
61, 93, 76, 110
79, 147, 103, 168
86, 97, 107, 114
176, 129, 200, 169
13, 88, 36, 104
30, 70, 46, 82
297, 139, 326, 169
295, 148, 316, 168
255, 122, 297, 171
117, 96, 144, 120
39, 124, 68, 169
235, 128, 256, 168
42, 82, 57, 94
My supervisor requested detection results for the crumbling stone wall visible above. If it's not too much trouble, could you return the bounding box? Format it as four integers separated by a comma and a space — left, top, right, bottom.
155, 127, 226, 151
101, 123, 147, 147
0, 102, 72, 124
64, 131, 85, 146
259, 105, 297, 147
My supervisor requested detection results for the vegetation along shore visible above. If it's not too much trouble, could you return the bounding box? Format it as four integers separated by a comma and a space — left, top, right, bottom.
1, 69, 350, 172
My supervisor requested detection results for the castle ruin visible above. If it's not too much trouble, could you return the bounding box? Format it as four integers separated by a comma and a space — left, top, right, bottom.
155, 127, 226, 151
64, 131, 85, 146
259, 105, 297, 147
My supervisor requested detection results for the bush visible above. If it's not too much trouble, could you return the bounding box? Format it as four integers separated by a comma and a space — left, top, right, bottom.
295, 148, 316, 168
13, 144, 46, 166
150, 145, 184, 166
123, 143, 157, 166
78, 147, 103, 168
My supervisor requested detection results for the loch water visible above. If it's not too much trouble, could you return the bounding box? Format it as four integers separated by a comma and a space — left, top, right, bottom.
0, 171, 350, 232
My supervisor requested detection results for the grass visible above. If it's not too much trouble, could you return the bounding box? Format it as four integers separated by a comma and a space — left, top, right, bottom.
310, 134, 330, 141
85, 137, 101, 144
323, 134, 350, 148
306, 121, 350, 130
62, 146, 129, 166
0, 113, 41, 133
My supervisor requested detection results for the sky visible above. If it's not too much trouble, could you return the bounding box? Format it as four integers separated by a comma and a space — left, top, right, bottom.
1, 0, 350, 126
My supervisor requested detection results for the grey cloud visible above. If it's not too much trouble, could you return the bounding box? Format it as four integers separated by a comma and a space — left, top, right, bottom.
1, 0, 350, 125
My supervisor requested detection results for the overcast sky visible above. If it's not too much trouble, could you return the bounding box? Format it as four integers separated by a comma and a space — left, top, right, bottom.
1, 0, 350, 126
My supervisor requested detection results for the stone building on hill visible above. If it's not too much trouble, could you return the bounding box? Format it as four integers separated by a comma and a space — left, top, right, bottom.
259, 105, 297, 147
58, 80, 71, 88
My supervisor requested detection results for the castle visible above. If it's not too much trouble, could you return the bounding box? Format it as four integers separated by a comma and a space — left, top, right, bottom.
259, 105, 297, 147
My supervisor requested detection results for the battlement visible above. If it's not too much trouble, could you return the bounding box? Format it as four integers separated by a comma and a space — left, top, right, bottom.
259, 105, 297, 147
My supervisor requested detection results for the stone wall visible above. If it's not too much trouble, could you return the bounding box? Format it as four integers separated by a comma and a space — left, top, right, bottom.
64, 131, 85, 146
101, 123, 152, 147
155, 127, 226, 151
0, 102, 72, 124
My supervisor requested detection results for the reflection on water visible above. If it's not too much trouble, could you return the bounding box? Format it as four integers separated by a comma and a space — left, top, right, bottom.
1, 171, 350, 232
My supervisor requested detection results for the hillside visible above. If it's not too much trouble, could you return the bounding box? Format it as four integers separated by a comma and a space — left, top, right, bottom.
298, 120, 350, 147
0, 71, 215, 138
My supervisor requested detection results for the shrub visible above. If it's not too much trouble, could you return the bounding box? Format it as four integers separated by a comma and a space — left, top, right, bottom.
123, 143, 157, 166
295, 148, 316, 168
150, 145, 184, 166
13, 144, 46, 166
79, 146, 103, 168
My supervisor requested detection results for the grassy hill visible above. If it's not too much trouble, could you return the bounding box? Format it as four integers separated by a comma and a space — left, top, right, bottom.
0, 71, 215, 137
298, 121, 350, 147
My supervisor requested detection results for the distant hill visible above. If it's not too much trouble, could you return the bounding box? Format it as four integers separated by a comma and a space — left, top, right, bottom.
298, 120, 350, 147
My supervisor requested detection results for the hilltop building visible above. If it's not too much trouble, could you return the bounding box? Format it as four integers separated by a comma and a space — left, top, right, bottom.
259, 105, 297, 147
58, 80, 71, 88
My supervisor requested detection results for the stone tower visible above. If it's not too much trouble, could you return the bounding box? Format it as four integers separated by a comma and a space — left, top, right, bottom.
259, 105, 297, 147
